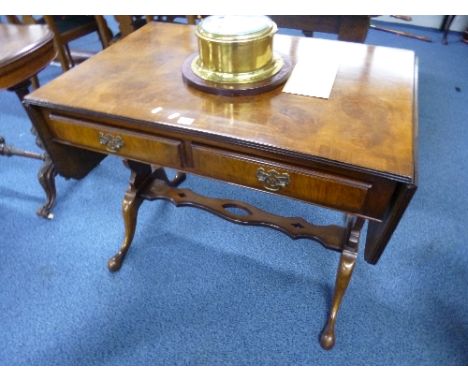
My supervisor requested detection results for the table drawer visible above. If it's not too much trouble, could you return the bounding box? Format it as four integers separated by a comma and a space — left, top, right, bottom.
192, 145, 371, 214
46, 113, 183, 168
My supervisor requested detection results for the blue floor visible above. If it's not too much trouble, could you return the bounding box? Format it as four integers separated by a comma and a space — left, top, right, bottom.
0, 19, 467, 365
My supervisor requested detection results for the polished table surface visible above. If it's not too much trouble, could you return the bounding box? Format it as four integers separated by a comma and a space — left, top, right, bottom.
24, 22, 418, 349
0, 24, 55, 89
27, 23, 416, 181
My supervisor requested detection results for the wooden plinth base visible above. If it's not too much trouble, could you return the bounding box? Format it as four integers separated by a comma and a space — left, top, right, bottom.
182, 53, 293, 96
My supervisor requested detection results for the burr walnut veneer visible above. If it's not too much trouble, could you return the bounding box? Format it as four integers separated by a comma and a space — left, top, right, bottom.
24, 22, 418, 350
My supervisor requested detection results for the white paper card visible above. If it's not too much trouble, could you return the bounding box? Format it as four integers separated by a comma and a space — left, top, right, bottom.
177, 116, 195, 125
282, 58, 339, 99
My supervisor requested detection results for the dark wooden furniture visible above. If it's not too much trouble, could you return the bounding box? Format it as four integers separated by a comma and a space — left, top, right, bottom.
0, 23, 57, 218
111, 16, 197, 40
269, 16, 370, 42
43, 15, 109, 71
6, 16, 111, 71
440, 16, 457, 45
24, 22, 418, 349
106, 15, 369, 44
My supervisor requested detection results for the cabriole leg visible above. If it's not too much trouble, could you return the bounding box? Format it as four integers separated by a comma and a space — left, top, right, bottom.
10, 80, 58, 219
36, 157, 57, 219
320, 215, 365, 350
108, 160, 152, 272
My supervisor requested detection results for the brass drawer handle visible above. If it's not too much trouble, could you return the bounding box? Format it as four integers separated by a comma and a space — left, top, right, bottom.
99, 132, 124, 153
256, 167, 290, 192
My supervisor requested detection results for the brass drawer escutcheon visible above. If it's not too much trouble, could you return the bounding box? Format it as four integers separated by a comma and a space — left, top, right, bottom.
256, 167, 290, 192
99, 132, 124, 153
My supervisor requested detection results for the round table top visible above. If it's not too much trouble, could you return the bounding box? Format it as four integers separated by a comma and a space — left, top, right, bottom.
0, 24, 55, 89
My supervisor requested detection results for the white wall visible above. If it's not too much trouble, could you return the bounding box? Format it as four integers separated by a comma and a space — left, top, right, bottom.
375, 15, 468, 32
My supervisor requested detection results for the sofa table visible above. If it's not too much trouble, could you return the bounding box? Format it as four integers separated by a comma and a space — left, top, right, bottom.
24, 22, 418, 350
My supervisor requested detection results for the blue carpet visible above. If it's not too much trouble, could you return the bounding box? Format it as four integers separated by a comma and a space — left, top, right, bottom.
0, 18, 467, 365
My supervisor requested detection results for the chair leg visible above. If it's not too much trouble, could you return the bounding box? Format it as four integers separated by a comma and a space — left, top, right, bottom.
31, 75, 40, 90
51, 40, 71, 71
43, 15, 72, 71
94, 15, 113, 48
64, 44, 75, 68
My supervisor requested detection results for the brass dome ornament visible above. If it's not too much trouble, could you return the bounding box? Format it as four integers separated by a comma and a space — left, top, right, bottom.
182, 15, 293, 96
